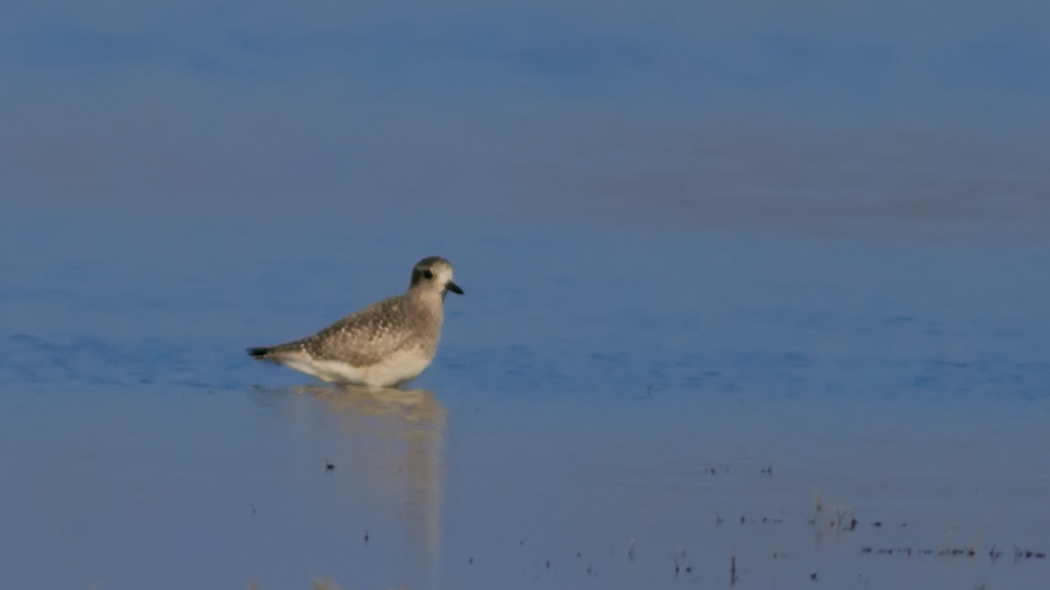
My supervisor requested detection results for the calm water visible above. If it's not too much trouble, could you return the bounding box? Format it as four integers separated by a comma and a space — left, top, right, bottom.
3, 1, 1050, 588
1, 207, 1048, 589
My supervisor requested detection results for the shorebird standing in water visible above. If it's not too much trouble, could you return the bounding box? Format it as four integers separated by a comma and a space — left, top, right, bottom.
248, 256, 463, 387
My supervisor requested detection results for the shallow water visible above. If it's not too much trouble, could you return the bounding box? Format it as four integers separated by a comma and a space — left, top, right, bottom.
2, 207, 1048, 588
3, 2, 1050, 586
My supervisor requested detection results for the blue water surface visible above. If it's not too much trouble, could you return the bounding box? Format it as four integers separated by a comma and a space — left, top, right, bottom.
2, 208, 1048, 589
2, 0, 1050, 588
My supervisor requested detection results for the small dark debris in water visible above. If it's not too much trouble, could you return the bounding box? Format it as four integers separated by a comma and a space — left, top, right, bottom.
685, 566, 692, 573
740, 516, 746, 524
325, 459, 334, 471
863, 545, 1013, 560
586, 564, 593, 576
545, 560, 550, 569
1013, 546, 1047, 561
761, 463, 773, 475
673, 557, 680, 581
730, 555, 738, 586
519, 540, 524, 546
716, 514, 723, 526
872, 521, 882, 527
363, 531, 369, 543
706, 467, 717, 475
468, 557, 474, 565
810, 572, 818, 580
848, 518, 857, 531
576, 552, 582, 558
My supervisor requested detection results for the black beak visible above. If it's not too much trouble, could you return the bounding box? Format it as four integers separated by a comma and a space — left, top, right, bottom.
446, 281, 464, 295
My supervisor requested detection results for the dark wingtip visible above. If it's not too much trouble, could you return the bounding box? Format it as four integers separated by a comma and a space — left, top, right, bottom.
247, 347, 271, 358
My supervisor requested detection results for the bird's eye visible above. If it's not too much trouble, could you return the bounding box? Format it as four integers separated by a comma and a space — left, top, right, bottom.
422, 269, 434, 280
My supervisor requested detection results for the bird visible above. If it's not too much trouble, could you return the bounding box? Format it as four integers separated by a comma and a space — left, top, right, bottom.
247, 256, 463, 387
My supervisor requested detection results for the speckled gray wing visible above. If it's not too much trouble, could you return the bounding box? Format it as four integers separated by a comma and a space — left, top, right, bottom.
255, 295, 421, 367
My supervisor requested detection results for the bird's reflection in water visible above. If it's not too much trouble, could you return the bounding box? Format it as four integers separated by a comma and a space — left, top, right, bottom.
293, 384, 446, 589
